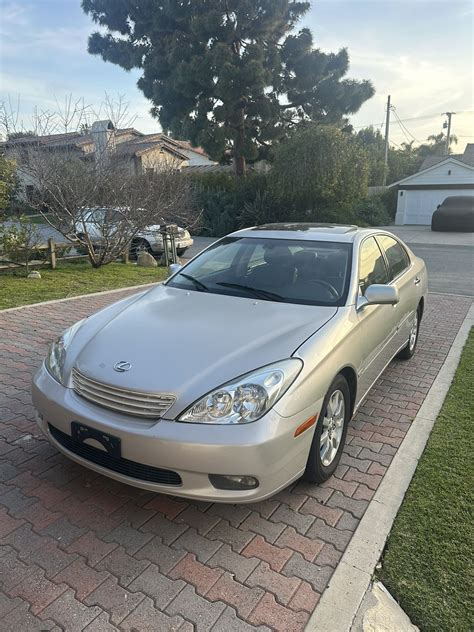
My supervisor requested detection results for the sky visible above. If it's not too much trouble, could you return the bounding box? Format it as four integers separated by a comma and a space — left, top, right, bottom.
1, 0, 473, 150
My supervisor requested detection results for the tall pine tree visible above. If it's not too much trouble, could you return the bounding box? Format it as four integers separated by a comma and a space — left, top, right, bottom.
83, 0, 374, 175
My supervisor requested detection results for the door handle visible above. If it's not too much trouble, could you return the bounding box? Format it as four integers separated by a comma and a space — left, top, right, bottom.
414, 277, 421, 286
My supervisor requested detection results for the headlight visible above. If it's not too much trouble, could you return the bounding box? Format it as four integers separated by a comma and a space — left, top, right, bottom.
178, 359, 302, 424
45, 320, 84, 384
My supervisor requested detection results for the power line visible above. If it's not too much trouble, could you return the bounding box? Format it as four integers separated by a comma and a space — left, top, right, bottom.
352, 109, 474, 130
392, 107, 420, 142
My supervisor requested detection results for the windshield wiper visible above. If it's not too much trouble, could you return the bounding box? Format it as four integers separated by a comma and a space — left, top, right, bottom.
216, 282, 287, 302
178, 273, 209, 292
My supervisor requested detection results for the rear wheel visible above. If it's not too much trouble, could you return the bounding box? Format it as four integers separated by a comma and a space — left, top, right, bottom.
177, 248, 187, 257
304, 375, 350, 484
398, 308, 420, 360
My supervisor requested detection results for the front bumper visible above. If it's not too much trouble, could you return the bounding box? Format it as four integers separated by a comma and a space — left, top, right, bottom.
32, 364, 319, 503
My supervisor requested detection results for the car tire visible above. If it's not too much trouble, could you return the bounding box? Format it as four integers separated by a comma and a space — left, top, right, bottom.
130, 239, 153, 260
303, 375, 350, 484
397, 307, 420, 360
177, 248, 187, 257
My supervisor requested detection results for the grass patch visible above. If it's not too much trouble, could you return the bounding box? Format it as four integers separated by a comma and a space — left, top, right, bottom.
0, 262, 168, 310
378, 329, 474, 632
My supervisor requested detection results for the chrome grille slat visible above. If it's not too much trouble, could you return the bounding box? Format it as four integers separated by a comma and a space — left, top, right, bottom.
72, 368, 176, 418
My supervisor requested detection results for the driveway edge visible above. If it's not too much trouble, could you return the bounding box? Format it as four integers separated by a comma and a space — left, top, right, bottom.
305, 302, 474, 632
0, 282, 159, 313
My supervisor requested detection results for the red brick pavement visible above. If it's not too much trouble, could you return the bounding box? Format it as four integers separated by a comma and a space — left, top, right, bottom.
0, 290, 471, 631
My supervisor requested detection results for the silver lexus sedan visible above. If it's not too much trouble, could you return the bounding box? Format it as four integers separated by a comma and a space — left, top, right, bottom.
33, 224, 427, 503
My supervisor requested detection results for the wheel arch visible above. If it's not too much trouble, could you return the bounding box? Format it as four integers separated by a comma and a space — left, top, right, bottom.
338, 366, 358, 419
418, 296, 425, 321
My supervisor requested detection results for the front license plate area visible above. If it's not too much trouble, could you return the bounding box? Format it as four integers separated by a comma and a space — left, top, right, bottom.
71, 422, 121, 459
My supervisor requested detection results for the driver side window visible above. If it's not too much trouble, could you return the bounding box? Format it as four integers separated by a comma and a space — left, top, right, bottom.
359, 237, 389, 294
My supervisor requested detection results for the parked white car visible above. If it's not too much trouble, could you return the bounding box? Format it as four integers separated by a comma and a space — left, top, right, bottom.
74, 207, 193, 258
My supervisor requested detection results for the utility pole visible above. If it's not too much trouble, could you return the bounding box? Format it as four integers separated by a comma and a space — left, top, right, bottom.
444, 112, 455, 154
382, 95, 391, 186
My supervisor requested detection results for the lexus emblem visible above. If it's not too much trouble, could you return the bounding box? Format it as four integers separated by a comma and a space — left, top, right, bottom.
114, 360, 132, 373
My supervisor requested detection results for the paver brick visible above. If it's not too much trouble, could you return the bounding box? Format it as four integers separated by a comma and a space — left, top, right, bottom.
134, 535, 187, 573
84, 577, 145, 625
103, 521, 153, 554
242, 534, 293, 571
240, 512, 286, 543
212, 605, 272, 632
299, 497, 343, 526
282, 552, 333, 593
288, 580, 320, 614
173, 527, 223, 562
120, 595, 185, 631
174, 506, 221, 535
306, 519, 353, 552
270, 503, 315, 535
169, 553, 223, 594
140, 511, 188, 544
166, 584, 226, 632
0, 507, 24, 537
344, 467, 382, 490
67, 531, 118, 566
327, 490, 369, 519
128, 563, 186, 608
83, 611, 117, 631
39, 588, 102, 631
2, 599, 61, 631
206, 571, 265, 619
208, 519, 255, 552
248, 592, 310, 632
275, 526, 325, 562
41, 516, 87, 546
246, 562, 300, 605
53, 558, 109, 600
144, 494, 188, 518
7, 567, 68, 614
207, 543, 260, 582
96, 546, 149, 587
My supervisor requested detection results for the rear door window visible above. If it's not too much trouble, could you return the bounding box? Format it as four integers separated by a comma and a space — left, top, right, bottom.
377, 235, 410, 281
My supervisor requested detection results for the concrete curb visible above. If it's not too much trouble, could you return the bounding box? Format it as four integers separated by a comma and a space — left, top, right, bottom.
306, 301, 474, 632
0, 282, 160, 314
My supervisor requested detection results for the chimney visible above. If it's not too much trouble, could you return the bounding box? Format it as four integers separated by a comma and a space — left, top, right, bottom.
91, 120, 115, 165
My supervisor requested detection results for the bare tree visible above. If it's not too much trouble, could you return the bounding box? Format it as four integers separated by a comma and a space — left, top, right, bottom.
1, 95, 199, 268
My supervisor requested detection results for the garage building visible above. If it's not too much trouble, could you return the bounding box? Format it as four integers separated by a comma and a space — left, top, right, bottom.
392, 144, 474, 225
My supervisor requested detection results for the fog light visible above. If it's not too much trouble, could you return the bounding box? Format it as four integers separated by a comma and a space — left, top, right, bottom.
209, 474, 259, 490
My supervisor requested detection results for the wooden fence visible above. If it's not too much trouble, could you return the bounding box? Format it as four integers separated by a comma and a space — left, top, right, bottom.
0, 239, 129, 271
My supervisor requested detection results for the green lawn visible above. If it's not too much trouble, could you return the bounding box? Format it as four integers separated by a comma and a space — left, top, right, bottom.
378, 330, 474, 632
0, 262, 168, 310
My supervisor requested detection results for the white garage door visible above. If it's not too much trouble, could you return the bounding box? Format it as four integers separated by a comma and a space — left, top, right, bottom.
401, 189, 474, 225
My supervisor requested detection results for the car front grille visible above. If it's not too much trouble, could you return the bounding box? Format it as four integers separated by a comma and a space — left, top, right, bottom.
71, 368, 176, 419
48, 424, 182, 486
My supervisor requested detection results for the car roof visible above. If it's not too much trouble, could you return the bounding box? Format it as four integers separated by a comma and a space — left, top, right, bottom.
230, 223, 378, 243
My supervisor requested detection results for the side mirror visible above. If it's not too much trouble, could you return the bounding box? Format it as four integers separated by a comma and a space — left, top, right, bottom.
168, 262, 183, 277
357, 284, 399, 311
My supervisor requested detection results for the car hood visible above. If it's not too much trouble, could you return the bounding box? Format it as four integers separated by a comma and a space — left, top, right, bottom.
72, 285, 337, 418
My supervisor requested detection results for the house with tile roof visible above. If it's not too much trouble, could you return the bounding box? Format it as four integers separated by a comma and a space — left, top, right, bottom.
2, 120, 216, 181
389, 144, 474, 225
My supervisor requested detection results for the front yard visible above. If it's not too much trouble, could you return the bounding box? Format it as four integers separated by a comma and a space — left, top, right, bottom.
0, 262, 168, 310
378, 330, 473, 632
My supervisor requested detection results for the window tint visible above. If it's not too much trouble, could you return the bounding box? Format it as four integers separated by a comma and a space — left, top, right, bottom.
377, 235, 410, 280
359, 237, 388, 294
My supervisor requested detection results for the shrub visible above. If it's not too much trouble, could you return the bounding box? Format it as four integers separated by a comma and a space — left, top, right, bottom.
353, 195, 391, 226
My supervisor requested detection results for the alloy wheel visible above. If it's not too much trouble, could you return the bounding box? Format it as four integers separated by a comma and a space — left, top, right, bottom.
320, 389, 345, 467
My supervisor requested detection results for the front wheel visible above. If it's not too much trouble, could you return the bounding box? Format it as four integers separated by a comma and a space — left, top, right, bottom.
397, 308, 420, 360
304, 375, 350, 484
129, 239, 153, 260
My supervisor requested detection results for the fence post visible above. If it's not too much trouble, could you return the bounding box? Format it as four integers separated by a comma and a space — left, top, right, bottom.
48, 238, 56, 269
122, 249, 129, 264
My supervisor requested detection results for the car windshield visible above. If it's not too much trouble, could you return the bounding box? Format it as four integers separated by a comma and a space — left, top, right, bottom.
167, 237, 352, 306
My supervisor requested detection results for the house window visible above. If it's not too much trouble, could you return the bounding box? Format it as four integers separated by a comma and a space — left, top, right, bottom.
399, 191, 404, 197
448, 169, 452, 175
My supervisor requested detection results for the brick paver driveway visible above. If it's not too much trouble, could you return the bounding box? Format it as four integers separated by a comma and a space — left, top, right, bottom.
0, 289, 471, 631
